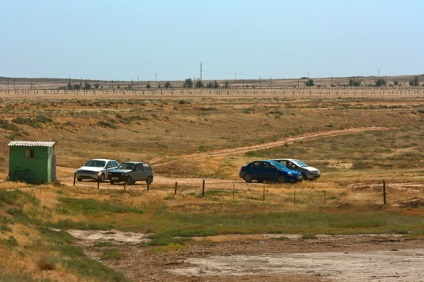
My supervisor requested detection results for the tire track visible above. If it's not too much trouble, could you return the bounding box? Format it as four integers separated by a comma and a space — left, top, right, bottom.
152, 126, 393, 167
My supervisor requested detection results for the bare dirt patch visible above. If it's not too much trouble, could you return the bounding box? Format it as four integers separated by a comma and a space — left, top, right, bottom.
68, 231, 424, 282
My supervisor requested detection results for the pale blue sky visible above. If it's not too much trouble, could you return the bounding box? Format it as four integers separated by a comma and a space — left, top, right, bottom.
1, 0, 423, 81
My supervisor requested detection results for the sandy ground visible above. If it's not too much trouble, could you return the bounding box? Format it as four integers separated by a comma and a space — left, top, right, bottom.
68, 230, 424, 282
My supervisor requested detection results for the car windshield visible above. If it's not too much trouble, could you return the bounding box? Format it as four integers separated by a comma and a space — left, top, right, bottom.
85, 160, 106, 167
270, 161, 289, 170
119, 163, 134, 170
292, 160, 307, 167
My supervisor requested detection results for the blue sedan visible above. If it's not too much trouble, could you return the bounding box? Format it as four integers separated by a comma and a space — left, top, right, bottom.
239, 160, 303, 183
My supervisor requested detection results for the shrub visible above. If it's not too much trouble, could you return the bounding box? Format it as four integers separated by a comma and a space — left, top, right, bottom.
12, 117, 42, 128
35, 115, 53, 123
0, 119, 19, 132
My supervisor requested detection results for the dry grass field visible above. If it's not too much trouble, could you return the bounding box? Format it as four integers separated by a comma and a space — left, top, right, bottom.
0, 76, 424, 281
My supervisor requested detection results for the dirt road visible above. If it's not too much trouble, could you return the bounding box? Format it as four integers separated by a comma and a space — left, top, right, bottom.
151, 126, 393, 167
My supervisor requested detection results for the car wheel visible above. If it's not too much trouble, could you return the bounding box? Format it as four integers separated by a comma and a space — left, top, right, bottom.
257, 179, 263, 183
126, 176, 133, 185
302, 173, 307, 180
146, 176, 153, 185
277, 176, 286, 183
110, 180, 115, 185
77, 178, 82, 182
243, 173, 253, 183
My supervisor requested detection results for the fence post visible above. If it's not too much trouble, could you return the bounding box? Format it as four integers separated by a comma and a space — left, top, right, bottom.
97, 172, 101, 189
202, 180, 205, 197
174, 182, 178, 195
147, 183, 150, 191
232, 184, 235, 199
383, 180, 386, 205
73, 172, 76, 186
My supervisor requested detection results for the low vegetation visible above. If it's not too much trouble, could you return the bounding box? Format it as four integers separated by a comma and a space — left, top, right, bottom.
0, 84, 423, 280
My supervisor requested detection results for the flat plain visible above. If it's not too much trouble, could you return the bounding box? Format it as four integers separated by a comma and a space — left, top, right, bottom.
0, 76, 424, 281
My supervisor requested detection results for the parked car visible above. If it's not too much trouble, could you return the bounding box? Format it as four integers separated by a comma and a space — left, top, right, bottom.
271, 158, 320, 180
75, 159, 120, 182
239, 160, 303, 183
107, 161, 153, 185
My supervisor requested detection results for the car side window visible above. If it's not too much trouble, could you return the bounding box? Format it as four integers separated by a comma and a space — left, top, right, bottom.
134, 164, 143, 170
250, 162, 259, 168
263, 162, 273, 170
142, 163, 151, 170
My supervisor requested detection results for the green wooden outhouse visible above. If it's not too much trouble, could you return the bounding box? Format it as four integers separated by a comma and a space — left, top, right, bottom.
8, 141, 56, 183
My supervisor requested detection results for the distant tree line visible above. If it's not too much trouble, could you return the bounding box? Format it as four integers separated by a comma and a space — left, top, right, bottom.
57, 76, 422, 90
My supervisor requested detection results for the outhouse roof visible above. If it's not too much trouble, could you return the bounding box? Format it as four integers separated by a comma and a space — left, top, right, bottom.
8, 141, 56, 147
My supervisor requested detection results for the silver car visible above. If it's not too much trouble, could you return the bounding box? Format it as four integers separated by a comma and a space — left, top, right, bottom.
271, 158, 320, 180
76, 159, 120, 182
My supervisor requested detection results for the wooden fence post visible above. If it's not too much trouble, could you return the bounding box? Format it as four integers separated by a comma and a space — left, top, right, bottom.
232, 184, 235, 199
383, 180, 386, 205
97, 172, 101, 189
73, 172, 76, 186
202, 180, 205, 197
174, 182, 177, 195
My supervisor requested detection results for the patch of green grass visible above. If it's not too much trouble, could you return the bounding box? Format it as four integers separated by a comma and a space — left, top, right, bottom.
100, 248, 123, 260
147, 209, 424, 236
0, 189, 40, 208
56, 197, 143, 217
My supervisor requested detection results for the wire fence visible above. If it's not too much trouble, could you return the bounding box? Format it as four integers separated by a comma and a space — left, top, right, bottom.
0, 86, 423, 97
72, 176, 400, 207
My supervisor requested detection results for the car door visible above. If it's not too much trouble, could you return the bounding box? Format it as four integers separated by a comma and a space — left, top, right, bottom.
105, 161, 116, 174
132, 163, 144, 181
261, 162, 279, 181
248, 161, 263, 180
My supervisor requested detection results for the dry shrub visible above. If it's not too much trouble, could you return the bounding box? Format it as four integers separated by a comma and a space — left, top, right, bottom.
399, 198, 424, 208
